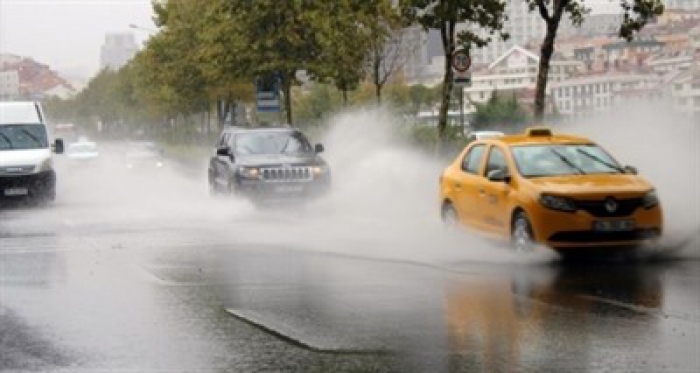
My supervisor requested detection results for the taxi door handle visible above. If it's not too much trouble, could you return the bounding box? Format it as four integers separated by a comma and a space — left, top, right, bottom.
454, 182, 462, 190
479, 188, 486, 196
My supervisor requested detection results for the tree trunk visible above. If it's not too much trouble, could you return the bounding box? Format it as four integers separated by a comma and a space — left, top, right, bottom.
438, 57, 453, 146
216, 99, 230, 131
376, 83, 383, 106
534, 7, 563, 122
342, 87, 348, 106
437, 19, 456, 150
282, 74, 293, 125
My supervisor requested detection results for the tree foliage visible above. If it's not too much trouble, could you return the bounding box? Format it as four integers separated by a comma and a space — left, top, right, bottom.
402, 0, 509, 147
471, 91, 531, 132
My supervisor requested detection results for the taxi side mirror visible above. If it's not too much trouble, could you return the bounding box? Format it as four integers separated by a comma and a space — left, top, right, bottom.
487, 169, 511, 183
314, 143, 324, 154
624, 165, 638, 175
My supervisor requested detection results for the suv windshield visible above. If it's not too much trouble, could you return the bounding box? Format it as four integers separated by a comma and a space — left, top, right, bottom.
235, 131, 312, 155
0, 124, 49, 150
512, 144, 622, 178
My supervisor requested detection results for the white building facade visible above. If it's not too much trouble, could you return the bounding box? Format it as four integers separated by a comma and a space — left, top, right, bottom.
0, 70, 20, 100
463, 46, 583, 112
664, 0, 700, 10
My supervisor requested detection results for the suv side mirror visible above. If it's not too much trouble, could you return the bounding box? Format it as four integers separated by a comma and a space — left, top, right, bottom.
487, 169, 511, 183
53, 139, 64, 154
314, 143, 324, 154
216, 147, 231, 156
624, 165, 638, 175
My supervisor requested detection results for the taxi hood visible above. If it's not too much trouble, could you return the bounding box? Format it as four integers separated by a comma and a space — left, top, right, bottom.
527, 174, 653, 198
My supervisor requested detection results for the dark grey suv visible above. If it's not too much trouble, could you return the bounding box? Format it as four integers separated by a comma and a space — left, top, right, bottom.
208, 127, 330, 201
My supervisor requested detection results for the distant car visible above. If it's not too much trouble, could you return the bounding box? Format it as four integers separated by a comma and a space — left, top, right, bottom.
439, 127, 662, 253
66, 141, 99, 162
124, 141, 165, 170
466, 131, 505, 143
208, 126, 330, 202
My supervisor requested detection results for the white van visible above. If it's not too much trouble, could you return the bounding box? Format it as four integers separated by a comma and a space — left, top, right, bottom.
0, 101, 64, 202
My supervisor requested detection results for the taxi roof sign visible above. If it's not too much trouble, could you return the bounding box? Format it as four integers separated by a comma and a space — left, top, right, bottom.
525, 127, 553, 137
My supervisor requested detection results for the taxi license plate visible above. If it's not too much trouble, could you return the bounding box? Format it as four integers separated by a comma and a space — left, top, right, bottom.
275, 185, 303, 193
4, 187, 29, 196
593, 220, 635, 232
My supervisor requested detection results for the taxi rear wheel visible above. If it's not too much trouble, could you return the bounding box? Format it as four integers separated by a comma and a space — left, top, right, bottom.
441, 203, 459, 228
512, 211, 535, 253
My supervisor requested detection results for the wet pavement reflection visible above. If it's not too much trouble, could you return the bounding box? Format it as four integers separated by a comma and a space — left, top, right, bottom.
1, 146, 698, 371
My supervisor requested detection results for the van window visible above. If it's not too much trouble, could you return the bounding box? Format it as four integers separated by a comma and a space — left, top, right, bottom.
0, 124, 49, 150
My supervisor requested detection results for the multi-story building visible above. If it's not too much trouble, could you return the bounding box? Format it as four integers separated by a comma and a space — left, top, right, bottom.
99, 33, 138, 71
463, 46, 583, 113
645, 49, 698, 73
549, 72, 662, 118
469, 1, 546, 66
0, 70, 20, 99
664, 0, 700, 10
667, 64, 700, 117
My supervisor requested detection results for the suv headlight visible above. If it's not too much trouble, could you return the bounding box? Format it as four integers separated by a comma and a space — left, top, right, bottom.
540, 194, 577, 212
643, 190, 659, 209
312, 164, 329, 176
238, 167, 260, 179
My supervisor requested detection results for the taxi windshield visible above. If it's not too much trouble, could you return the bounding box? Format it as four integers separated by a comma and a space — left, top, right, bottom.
512, 144, 622, 178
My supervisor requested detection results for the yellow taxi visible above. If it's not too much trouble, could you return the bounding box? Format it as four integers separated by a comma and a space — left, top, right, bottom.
439, 127, 662, 252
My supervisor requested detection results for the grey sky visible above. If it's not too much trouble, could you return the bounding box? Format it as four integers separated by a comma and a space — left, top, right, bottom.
0, 0, 155, 80
0, 0, 619, 81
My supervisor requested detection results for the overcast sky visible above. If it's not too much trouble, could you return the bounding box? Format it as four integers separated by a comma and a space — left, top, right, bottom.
0, 0, 155, 80
0, 0, 620, 81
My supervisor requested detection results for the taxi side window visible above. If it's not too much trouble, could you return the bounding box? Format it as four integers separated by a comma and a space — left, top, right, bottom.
485, 147, 509, 176
461, 144, 485, 174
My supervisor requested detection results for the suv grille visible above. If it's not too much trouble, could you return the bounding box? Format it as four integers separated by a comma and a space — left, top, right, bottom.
261, 167, 312, 182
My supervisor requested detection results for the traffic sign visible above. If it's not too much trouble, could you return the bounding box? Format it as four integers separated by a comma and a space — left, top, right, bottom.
452, 50, 471, 73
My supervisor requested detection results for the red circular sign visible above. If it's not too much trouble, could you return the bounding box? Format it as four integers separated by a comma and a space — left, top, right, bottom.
452, 50, 471, 72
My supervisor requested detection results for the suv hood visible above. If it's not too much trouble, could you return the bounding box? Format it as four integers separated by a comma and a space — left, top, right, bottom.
0, 149, 51, 169
528, 174, 653, 198
237, 153, 323, 167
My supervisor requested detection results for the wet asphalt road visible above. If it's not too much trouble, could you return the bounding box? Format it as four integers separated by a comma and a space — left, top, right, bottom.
1, 151, 699, 372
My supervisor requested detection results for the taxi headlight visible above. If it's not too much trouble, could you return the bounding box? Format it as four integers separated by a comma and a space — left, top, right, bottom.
540, 194, 577, 212
238, 167, 260, 179
643, 190, 659, 209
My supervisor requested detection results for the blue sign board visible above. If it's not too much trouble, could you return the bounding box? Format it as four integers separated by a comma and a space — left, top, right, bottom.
255, 73, 281, 113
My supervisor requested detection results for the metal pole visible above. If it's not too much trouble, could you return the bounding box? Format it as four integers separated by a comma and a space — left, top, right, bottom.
459, 86, 464, 137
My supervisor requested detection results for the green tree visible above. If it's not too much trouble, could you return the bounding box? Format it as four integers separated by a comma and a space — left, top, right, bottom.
310, 0, 371, 105
471, 91, 531, 132
527, 0, 664, 120
403, 0, 509, 147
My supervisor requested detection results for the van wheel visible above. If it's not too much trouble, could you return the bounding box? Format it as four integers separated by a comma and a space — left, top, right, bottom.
512, 212, 535, 252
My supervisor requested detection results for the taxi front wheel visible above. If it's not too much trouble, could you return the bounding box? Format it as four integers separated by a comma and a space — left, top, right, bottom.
512, 212, 535, 252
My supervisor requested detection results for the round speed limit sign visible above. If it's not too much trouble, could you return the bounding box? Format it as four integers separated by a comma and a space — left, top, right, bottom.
452, 50, 471, 73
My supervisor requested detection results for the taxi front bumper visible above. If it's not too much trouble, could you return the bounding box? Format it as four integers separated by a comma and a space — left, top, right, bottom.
528, 203, 663, 250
